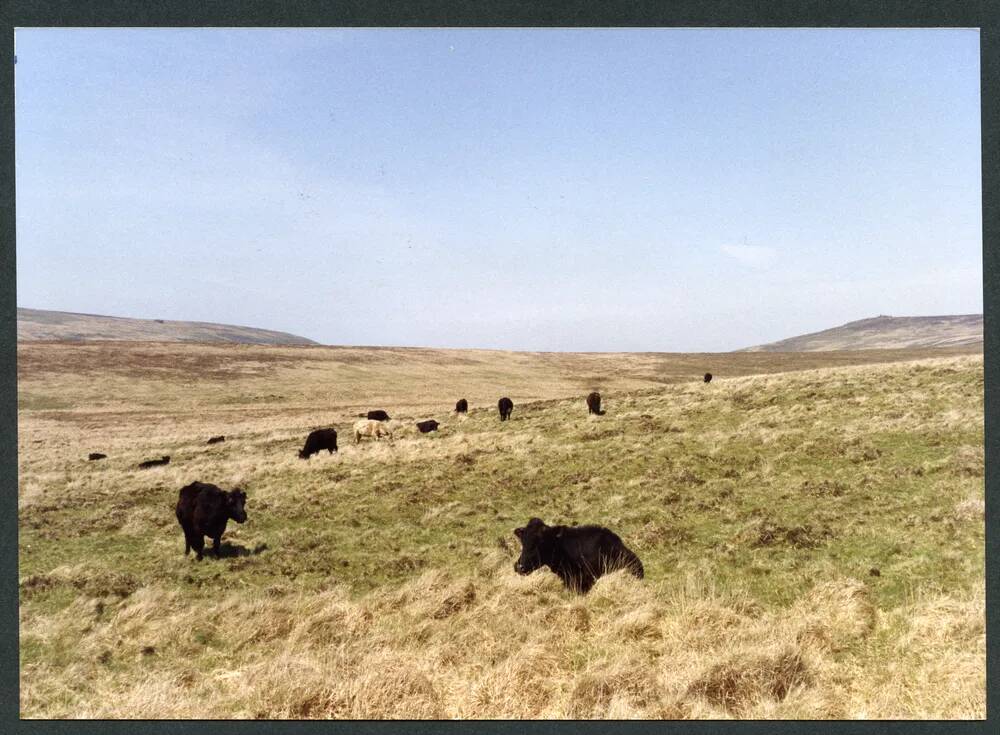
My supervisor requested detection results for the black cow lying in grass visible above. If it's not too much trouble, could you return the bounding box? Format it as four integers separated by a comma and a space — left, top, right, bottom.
207, 435, 225, 444
138, 455, 170, 469
175, 482, 247, 561
455, 398, 468, 414
367, 410, 391, 422
88, 452, 107, 461
299, 428, 338, 459
498, 397, 514, 421
416, 419, 440, 434
513, 517, 644, 594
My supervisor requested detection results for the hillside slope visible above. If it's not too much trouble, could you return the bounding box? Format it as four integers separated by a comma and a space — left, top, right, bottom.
741, 315, 983, 352
17, 344, 985, 718
16, 308, 317, 346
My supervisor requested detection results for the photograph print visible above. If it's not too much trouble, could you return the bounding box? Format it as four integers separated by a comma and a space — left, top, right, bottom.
15, 27, 984, 719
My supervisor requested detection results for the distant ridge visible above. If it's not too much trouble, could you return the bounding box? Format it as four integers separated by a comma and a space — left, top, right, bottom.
740, 314, 983, 352
16, 308, 318, 346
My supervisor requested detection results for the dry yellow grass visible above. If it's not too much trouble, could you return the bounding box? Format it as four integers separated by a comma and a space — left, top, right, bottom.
17, 343, 984, 719
19, 564, 984, 719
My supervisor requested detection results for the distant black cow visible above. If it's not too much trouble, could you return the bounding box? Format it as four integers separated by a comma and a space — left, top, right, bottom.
207, 436, 225, 445
299, 428, 338, 459
704, 373, 713, 383
175, 481, 247, 560
138, 455, 170, 469
367, 410, 391, 422
498, 397, 514, 421
513, 517, 644, 594
416, 419, 440, 434
455, 398, 468, 414
88, 452, 107, 461
586, 391, 603, 415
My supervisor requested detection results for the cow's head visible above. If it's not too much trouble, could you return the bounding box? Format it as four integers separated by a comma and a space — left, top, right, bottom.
298, 449, 309, 459
513, 517, 554, 575
227, 488, 248, 523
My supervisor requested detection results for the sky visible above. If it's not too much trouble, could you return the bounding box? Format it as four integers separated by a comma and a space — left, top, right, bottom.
14, 28, 982, 351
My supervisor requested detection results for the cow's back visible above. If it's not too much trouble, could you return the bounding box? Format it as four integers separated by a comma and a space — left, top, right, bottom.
306, 428, 336, 448
558, 524, 643, 582
190, 484, 226, 532
176, 482, 207, 521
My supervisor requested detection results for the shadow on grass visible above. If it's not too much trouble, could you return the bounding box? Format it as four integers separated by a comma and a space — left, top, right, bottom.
216, 541, 269, 558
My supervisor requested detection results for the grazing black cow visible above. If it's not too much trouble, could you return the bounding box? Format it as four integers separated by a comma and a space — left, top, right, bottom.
704, 373, 713, 383
498, 397, 514, 421
513, 517, 644, 594
455, 398, 468, 414
299, 428, 338, 459
207, 435, 225, 445
138, 455, 170, 469
88, 452, 107, 461
367, 410, 391, 422
175, 482, 247, 560
416, 419, 440, 434
586, 391, 603, 415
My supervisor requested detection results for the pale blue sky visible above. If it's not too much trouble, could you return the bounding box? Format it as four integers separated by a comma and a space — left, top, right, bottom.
15, 28, 982, 351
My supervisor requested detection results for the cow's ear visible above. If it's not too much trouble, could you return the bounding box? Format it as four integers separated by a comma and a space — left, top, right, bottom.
513, 527, 523, 538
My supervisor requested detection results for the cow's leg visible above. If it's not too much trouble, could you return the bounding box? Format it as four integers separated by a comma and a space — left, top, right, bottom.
181, 524, 199, 556
192, 534, 205, 561
213, 535, 222, 558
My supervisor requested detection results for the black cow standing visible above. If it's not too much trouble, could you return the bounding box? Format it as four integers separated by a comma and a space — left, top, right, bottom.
299, 428, 338, 459
586, 391, 603, 415
175, 482, 248, 560
704, 373, 713, 383
498, 397, 514, 421
513, 517, 644, 594
416, 419, 440, 434
455, 398, 468, 414
367, 410, 391, 422
138, 455, 170, 469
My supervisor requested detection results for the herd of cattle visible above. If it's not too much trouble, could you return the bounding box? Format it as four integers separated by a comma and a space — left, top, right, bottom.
91, 378, 715, 593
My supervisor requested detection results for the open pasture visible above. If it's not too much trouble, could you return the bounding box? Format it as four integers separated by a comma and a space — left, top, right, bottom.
17, 342, 984, 718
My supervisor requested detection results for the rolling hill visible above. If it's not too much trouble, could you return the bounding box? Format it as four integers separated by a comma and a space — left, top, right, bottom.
16, 308, 318, 346
740, 315, 983, 352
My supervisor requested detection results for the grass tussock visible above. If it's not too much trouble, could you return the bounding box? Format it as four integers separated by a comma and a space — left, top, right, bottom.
685, 646, 811, 715
19, 562, 983, 719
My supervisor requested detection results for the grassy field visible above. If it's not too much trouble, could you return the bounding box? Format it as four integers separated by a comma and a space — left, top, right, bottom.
17, 341, 984, 719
